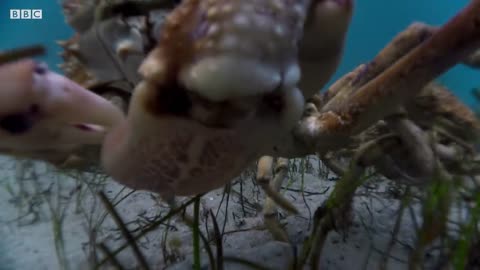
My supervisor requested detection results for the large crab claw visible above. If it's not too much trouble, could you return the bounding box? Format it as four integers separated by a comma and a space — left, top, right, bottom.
0, 59, 125, 162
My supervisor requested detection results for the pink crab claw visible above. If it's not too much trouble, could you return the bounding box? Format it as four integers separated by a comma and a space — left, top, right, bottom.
0, 59, 125, 161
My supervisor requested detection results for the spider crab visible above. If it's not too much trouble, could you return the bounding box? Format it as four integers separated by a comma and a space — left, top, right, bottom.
1, 0, 480, 266
58, 0, 480, 196
1, 0, 354, 203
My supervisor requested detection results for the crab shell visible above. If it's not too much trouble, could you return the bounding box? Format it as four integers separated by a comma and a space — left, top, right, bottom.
101, 84, 291, 196
100, 0, 312, 198
58, 1, 171, 112
55, 0, 354, 197
58, 0, 353, 104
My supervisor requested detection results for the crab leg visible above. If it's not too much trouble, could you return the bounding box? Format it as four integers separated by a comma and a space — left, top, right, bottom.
319, 22, 436, 107
295, 0, 480, 155
0, 59, 124, 162
259, 157, 291, 242
298, 0, 353, 99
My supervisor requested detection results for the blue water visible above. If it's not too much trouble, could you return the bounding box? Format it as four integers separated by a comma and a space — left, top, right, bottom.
0, 0, 73, 72
1, 0, 478, 107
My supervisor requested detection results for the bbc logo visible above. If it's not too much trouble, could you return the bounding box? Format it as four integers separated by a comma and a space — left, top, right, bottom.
10, 9, 43, 19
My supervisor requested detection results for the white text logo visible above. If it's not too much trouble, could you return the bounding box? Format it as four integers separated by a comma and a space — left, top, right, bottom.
10, 9, 43, 19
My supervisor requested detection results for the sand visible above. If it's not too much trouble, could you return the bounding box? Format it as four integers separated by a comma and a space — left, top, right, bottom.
0, 155, 462, 270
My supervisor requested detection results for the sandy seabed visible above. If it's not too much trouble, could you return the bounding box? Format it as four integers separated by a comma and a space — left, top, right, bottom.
0, 155, 462, 270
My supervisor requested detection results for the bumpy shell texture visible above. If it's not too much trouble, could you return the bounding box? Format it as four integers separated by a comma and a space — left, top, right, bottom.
59, 0, 172, 95
99, 0, 316, 198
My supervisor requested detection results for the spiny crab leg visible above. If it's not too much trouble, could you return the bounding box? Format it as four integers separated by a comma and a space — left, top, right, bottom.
317, 22, 437, 107
295, 0, 480, 155
294, 3, 480, 263
0, 58, 124, 163
256, 156, 297, 214
355, 82, 480, 185
257, 156, 291, 242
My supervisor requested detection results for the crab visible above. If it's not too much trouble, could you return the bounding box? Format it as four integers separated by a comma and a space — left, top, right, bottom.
45, 0, 352, 204
1, 0, 480, 266
0, 0, 479, 206
103, 0, 353, 205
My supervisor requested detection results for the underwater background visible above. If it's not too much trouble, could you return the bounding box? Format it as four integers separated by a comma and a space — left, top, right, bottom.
1, 0, 478, 107
1, 2, 480, 269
